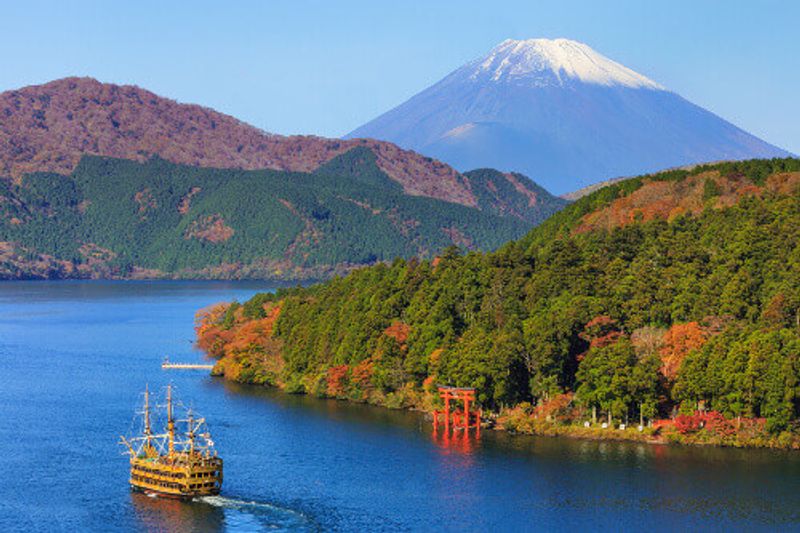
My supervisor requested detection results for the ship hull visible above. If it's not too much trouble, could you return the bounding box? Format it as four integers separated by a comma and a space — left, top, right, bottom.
131, 484, 220, 500
129, 454, 223, 500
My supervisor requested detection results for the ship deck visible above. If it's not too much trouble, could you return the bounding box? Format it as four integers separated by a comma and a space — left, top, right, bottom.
129, 454, 223, 498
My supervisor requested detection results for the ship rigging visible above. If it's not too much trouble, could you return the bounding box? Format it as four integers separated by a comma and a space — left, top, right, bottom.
121, 384, 223, 499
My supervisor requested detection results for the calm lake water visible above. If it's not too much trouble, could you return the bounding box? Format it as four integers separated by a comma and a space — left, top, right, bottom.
1, 281, 800, 532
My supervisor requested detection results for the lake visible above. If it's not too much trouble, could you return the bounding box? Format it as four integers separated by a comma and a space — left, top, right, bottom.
1, 281, 799, 532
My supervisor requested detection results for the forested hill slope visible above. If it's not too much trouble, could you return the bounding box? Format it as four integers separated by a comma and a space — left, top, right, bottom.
0, 153, 551, 280
198, 158, 800, 446
0, 77, 563, 220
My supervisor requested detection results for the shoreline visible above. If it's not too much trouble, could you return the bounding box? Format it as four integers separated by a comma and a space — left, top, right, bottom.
210, 373, 800, 452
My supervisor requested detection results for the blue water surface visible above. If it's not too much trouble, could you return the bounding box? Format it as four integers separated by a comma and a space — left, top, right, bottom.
1, 281, 799, 532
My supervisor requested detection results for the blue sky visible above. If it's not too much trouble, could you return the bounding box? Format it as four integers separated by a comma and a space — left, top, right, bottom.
2, 0, 798, 154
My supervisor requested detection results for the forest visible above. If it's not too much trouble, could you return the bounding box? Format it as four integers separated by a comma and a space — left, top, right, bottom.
197, 158, 800, 448
0, 148, 559, 279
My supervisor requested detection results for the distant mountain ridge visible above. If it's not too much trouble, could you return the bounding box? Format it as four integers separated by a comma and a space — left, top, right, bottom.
0, 76, 558, 214
0, 76, 570, 280
347, 38, 791, 194
0, 153, 553, 280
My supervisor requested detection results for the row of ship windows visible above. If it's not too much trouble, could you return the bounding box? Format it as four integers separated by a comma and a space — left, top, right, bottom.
131, 475, 219, 490
190, 471, 219, 479
132, 466, 185, 479
189, 481, 220, 489
131, 475, 182, 490
132, 466, 220, 480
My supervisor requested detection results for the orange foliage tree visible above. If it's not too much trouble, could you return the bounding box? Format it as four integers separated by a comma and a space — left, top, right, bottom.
326, 365, 350, 397
383, 321, 410, 346
659, 322, 708, 380
194, 303, 232, 358
580, 316, 624, 349
350, 358, 375, 400
534, 392, 576, 422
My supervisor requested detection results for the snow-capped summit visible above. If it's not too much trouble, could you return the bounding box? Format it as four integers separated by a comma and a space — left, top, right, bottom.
347, 38, 791, 194
469, 38, 663, 89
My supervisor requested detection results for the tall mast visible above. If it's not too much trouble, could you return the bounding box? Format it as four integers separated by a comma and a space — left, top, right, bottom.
167, 383, 175, 455
144, 384, 152, 449
188, 410, 195, 455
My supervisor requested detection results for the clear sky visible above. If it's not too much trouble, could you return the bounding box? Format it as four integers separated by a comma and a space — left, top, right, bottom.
2, 0, 798, 154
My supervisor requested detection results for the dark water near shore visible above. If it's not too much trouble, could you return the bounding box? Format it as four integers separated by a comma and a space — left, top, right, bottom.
2, 281, 800, 532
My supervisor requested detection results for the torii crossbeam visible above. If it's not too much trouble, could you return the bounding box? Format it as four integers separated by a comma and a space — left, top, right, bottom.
432, 386, 481, 434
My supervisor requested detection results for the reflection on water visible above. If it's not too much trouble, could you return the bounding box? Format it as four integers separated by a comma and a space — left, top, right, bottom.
431, 425, 480, 456
130, 492, 316, 532
131, 492, 225, 533
221, 378, 800, 529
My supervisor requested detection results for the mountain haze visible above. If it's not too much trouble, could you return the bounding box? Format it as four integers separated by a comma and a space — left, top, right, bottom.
347, 38, 791, 194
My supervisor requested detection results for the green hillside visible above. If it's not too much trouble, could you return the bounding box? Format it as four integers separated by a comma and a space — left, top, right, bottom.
464, 168, 568, 223
0, 152, 554, 279
198, 158, 800, 447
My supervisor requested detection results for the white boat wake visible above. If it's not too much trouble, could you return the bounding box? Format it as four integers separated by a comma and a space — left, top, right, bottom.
196, 495, 316, 531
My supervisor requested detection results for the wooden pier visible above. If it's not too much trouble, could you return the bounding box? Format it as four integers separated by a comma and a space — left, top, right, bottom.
161, 357, 214, 370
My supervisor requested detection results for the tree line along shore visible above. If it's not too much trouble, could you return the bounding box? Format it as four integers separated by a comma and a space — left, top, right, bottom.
195, 158, 800, 450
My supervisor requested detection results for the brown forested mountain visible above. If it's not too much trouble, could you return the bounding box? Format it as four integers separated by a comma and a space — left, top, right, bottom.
0, 78, 570, 280
0, 77, 548, 212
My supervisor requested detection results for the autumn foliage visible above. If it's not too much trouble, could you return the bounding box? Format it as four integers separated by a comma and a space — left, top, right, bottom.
534, 392, 576, 421
189, 158, 800, 449
572, 171, 796, 234
350, 359, 376, 399
194, 301, 284, 382
659, 322, 708, 380
383, 321, 410, 345
326, 365, 350, 397
673, 411, 741, 438
195, 303, 234, 358
580, 316, 624, 349
185, 214, 235, 243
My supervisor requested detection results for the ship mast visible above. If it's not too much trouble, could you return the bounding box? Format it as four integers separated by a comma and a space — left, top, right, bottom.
167, 383, 175, 455
188, 410, 195, 456
144, 384, 152, 449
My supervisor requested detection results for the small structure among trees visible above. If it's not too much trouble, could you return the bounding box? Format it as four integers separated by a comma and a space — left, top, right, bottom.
432, 386, 481, 434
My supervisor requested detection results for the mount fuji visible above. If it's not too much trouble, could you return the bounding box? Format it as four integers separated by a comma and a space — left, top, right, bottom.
347, 38, 791, 194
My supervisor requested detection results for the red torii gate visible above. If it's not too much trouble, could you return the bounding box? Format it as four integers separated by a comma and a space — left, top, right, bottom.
432, 386, 481, 434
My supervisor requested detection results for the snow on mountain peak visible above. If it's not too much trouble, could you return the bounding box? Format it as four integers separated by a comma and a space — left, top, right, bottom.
469, 38, 664, 90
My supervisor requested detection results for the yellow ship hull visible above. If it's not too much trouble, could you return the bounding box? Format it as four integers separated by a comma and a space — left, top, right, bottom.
129, 455, 223, 500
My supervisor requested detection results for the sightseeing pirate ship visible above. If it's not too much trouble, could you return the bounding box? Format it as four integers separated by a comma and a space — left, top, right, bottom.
121, 384, 223, 499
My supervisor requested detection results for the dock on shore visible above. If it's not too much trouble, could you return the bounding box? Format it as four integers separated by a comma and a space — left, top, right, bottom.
161, 357, 214, 370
